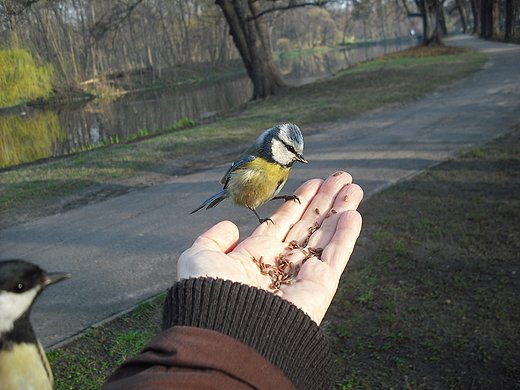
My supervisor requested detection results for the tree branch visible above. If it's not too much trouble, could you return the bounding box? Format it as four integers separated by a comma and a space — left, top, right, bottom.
401, 0, 424, 17
0, 0, 40, 16
247, 0, 334, 20
90, 0, 145, 42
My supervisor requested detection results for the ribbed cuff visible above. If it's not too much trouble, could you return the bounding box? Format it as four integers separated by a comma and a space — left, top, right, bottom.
162, 277, 336, 390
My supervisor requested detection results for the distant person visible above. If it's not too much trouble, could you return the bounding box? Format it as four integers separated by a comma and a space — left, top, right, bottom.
102, 171, 363, 390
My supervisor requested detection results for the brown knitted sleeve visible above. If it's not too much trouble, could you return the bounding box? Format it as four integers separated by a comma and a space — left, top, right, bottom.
162, 278, 336, 390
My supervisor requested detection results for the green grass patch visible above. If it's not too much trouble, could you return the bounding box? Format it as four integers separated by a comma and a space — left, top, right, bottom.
47, 294, 164, 389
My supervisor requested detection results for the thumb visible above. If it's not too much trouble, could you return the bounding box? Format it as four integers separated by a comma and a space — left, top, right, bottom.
192, 220, 239, 253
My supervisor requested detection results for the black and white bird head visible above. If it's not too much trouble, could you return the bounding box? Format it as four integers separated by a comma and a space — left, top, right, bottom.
0, 259, 70, 337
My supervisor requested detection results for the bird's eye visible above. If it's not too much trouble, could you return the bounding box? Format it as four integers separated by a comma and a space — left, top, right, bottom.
286, 144, 297, 156
16, 283, 24, 291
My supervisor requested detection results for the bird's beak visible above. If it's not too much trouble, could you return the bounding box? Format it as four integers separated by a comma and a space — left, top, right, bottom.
44, 272, 71, 288
297, 155, 308, 163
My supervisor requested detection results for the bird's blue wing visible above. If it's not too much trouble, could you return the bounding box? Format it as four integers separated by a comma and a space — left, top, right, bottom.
220, 156, 255, 187
191, 156, 255, 215
190, 190, 227, 214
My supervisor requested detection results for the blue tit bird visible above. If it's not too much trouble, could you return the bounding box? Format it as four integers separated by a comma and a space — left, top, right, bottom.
191, 123, 308, 223
0, 259, 70, 390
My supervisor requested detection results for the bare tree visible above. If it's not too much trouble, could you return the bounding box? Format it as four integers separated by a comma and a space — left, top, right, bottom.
215, 0, 286, 99
215, 0, 333, 100
469, 0, 481, 34
88, 0, 145, 42
402, 0, 445, 46
447, 0, 469, 32
0, 0, 40, 16
2, 0, 416, 97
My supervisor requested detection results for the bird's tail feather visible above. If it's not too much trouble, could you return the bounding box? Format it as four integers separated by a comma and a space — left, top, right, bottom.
190, 190, 227, 214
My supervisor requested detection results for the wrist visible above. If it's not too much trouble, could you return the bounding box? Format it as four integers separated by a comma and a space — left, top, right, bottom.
163, 277, 337, 390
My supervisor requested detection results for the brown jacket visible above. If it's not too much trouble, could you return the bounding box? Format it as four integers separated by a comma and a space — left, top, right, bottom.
103, 278, 336, 390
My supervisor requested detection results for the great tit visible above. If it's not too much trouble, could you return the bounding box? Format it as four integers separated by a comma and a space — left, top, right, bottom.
191, 123, 307, 223
0, 259, 70, 390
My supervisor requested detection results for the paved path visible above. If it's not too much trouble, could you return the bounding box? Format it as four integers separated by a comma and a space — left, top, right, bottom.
1, 35, 519, 348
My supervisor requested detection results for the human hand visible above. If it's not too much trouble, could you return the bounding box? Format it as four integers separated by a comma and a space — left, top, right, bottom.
178, 171, 363, 324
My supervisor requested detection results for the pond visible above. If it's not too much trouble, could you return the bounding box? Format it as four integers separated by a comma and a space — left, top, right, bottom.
0, 39, 417, 168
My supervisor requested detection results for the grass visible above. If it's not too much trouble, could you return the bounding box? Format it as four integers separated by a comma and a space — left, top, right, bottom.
47, 294, 164, 389
328, 128, 520, 389
46, 126, 520, 389
0, 46, 486, 217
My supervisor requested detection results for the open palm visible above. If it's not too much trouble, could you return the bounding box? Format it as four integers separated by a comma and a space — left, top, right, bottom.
178, 172, 363, 324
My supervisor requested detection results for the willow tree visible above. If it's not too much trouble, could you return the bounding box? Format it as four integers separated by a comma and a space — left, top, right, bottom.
0, 48, 54, 108
215, 0, 328, 100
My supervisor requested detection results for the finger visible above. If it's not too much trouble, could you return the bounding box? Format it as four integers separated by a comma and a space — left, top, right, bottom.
192, 220, 239, 253
285, 171, 354, 244
252, 178, 323, 240
306, 182, 364, 248
321, 210, 363, 276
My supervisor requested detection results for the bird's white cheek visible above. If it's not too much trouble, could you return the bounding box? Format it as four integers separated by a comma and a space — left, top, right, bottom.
271, 139, 293, 166
0, 289, 39, 334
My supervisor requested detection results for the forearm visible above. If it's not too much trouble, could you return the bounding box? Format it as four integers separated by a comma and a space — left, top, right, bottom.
163, 277, 336, 389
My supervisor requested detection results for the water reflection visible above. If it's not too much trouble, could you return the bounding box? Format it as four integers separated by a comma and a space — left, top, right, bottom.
0, 39, 415, 168
51, 74, 254, 158
281, 40, 415, 85
0, 111, 64, 168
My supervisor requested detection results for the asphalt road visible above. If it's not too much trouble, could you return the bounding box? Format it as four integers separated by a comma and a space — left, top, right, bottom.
1, 35, 519, 349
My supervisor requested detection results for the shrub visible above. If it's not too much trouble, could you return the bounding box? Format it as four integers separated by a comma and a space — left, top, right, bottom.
0, 48, 54, 108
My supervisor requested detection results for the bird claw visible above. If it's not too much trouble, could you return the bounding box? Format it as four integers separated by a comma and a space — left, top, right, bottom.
272, 194, 301, 204
251, 208, 273, 224
285, 195, 301, 204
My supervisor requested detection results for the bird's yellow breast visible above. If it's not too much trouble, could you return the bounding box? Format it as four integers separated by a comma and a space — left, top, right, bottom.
0, 342, 53, 390
227, 157, 290, 209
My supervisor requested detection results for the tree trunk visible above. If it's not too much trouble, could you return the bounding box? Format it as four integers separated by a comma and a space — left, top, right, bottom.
470, 0, 481, 35
480, 0, 496, 39
480, 0, 490, 38
420, 0, 444, 46
504, 0, 517, 41
459, 6, 467, 32
215, 0, 286, 100
492, 0, 500, 37
438, 2, 448, 35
